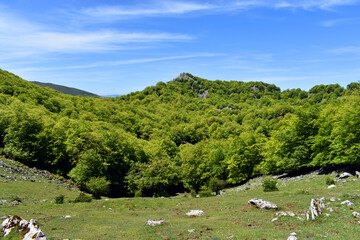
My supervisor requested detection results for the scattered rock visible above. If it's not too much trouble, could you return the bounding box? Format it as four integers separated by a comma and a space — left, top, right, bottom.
328, 184, 336, 189
188, 229, 195, 233
146, 220, 165, 226
276, 211, 295, 217
248, 198, 278, 209
330, 197, 336, 202
186, 210, 205, 216
327, 207, 334, 212
61, 215, 71, 219
1, 215, 47, 239
355, 171, 360, 178
339, 172, 353, 179
352, 212, 360, 218
326, 214, 331, 217
341, 200, 354, 206
287, 232, 298, 240
226, 235, 234, 239
309, 198, 325, 220
297, 216, 304, 221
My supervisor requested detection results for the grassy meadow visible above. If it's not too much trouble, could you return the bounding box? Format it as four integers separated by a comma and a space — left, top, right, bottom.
1, 158, 360, 239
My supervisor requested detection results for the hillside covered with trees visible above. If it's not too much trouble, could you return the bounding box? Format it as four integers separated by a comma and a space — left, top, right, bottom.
0, 69, 359, 197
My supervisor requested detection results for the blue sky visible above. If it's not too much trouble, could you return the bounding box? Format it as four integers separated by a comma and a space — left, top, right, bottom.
1, 0, 360, 95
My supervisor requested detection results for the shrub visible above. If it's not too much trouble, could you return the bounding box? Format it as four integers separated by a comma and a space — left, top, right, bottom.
134, 190, 142, 198
190, 189, 197, 198
198, 189, 213, 197
262, 177, 279, 192
73, 193, 92, 203
326, 177, 335, 185
55, 195, 65, 204
85, 176, 110, 199
208, 178, 226, 195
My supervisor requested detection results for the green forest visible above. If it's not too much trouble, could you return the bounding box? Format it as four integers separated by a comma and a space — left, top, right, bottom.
1, 69, 359, 197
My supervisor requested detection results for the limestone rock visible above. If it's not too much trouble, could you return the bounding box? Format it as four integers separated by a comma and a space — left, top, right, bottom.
146, 220, 165, 226
341, 200, 354, 206
328, 184, 336, 189
248, 198, 278, 209
186, 210, 205, 216
287, 232, 297, 240
1, 215, 47, 240
309, 198, 325, 220
356, 171, 360, 178
352, 212, 360, 218
339, 172, 353, 179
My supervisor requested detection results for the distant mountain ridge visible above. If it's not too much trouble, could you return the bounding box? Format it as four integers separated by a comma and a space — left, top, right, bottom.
31, 81, 99, 97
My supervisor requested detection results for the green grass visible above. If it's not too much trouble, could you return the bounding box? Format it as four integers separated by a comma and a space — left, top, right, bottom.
1, 158, 360, 239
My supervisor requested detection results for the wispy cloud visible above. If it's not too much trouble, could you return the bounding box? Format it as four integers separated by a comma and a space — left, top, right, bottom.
81, 1, 215, 18
5, 53, 221, 73
320, 17, 360, 27
274, 0, 359, 10
326, 46, 360, 55
0, 10, 193, 58
78, 0, 360, 22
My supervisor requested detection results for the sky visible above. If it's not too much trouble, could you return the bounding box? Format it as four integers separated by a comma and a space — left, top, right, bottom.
0, 0, 360, 95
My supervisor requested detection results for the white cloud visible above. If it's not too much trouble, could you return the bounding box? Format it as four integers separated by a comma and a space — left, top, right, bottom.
81, 1, 215, 18
0, 10, 193, 57
320, 18, 359, 27
79, 0, 359, 21
6, 53, 220, 73
274, 0, 358, 10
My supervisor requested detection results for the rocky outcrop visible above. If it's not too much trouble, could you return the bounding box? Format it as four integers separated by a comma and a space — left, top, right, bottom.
339, 172, 353, 179
1, 215, 47, 240
309, 198, 325, 220
248, 198, 278, 209
175, 73, 194, 81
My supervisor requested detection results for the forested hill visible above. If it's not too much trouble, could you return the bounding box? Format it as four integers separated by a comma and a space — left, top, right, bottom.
1, 68, 360, 197
31, 81, 99, 97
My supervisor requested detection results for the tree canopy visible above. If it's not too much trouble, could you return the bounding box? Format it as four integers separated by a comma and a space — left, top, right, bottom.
1, 69, 359, 197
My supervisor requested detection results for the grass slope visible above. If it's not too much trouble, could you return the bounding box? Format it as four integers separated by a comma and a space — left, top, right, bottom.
1, 157, 360, 239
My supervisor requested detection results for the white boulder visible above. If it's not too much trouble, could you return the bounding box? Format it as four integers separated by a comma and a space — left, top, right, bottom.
146, 220, 165, 226
309, 198, 325, 220
352, 212, 360, 218
339, 172, 353, 179
186, 210, 205, 216
287, 232, 298, 240
341, 200, 354, 206
248, 198, 278, 209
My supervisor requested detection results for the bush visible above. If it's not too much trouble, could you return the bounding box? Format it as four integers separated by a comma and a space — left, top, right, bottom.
326, 176, 335, 185
85, 176, 110, 199
198, 189, 213, 197
134, 190, 142, 198
73, 192, 92, 203
208, 178, 226, 195
55, 195, 65, 204
262, 177, 279, 192
190, 189, 197, 198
